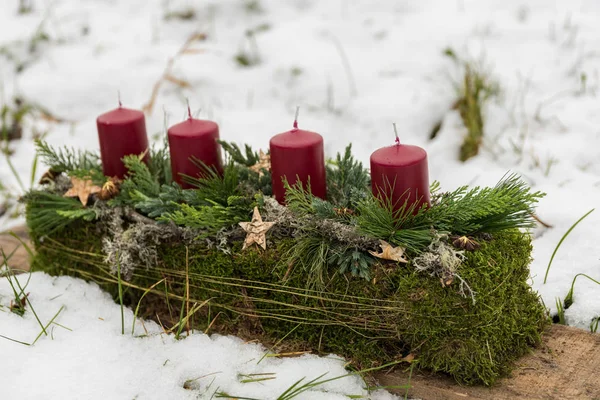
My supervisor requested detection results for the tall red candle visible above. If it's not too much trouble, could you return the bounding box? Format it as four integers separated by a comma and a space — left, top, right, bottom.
370, 129, 430, 213
269, 111, 326, 204
97, 104, 149, 179
167, 109, 223, 188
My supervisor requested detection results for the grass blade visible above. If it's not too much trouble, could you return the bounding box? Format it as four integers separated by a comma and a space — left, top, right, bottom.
4, 151, 25, 192
543, 208, 594, 284
116, 252, 124, 335
30, 153, 39, 188
0, 333, 31, 346
32, 305, 64, 345
131, 278, 166, 335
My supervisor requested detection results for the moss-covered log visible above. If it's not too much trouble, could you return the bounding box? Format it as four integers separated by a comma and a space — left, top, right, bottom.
29, 219, 548, 386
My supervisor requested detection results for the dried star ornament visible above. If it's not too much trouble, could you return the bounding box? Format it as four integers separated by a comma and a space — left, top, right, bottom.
369, 240, 409, 263
63, 176, 101, 206
248, 150, 271, 177
239, 206, 275, 250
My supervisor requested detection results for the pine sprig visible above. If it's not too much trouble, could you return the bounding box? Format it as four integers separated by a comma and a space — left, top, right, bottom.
416, 173, 545, 234
35, 140, 100, 173
356, 194, 433, 253
24, 191, 98, 236
282, 179, 338, 220
355, 174, 543, 252
182, 160, 241, 206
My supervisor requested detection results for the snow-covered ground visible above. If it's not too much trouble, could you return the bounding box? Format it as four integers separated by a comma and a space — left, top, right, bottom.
0, 272, 398, 399
1, 0, 600, 397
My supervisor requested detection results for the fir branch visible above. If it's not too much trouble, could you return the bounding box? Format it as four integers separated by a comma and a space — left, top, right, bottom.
326, 144, 370, 208
128, 184, 186, 219
112, 154, 161, 207
159, 195, 253, 237
35, 139, 100, 173
218, 140, 259, 166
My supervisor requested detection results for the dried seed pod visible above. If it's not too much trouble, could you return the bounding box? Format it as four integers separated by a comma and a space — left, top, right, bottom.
452, 235, 481, 251
39, 169, 59, 184
334, 207, 354, 216
97, 177, 121, 200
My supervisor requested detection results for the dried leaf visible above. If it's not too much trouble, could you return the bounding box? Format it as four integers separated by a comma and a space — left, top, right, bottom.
369, 240, 408, 263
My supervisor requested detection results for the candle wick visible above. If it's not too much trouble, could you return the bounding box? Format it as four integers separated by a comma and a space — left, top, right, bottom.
186, 98, 192, 120
293, 106, 300, 130
118, 90, 122, 108
393, 123, 400, 145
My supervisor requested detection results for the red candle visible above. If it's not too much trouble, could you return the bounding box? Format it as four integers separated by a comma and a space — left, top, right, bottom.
269, 110, 326, 204
167, 109, 223, 188
97, 104, 149, 179
370, 128, 430, 214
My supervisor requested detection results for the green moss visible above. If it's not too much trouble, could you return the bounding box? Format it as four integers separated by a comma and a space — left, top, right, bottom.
30, 221, 548, 386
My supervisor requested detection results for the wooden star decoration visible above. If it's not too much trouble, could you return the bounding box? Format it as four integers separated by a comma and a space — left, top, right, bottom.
369, 240, 409, 263
63, 176, 101, 206
248, 150, 271, 177
239, 206, 275, 250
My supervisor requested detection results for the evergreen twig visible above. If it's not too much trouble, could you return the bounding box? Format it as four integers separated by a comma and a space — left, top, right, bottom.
35, 139, 100, 173
112, 153, 161, 207
24, 191, 97, 236
326, 144, 369, 208
182, 160, 240, 206
218, 140, 260, 166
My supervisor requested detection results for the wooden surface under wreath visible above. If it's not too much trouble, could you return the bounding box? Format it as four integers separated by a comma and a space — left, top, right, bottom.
24, 139, 549, 386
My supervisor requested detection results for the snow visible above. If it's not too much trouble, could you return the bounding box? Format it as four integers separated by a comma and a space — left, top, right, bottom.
1, 0, 600, 396
0, 272, 398, 399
